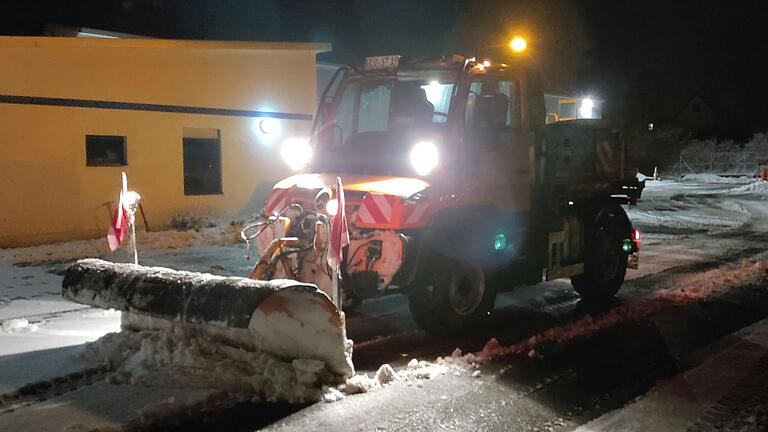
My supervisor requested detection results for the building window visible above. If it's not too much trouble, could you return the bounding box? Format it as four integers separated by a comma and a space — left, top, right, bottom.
183, 128, 222, 196
85, 135, 127, 166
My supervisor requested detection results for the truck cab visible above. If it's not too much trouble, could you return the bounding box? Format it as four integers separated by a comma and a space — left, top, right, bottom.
255, 55, 642, 332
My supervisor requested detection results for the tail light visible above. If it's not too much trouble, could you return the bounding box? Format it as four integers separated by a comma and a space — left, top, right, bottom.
632, 228, 641, 248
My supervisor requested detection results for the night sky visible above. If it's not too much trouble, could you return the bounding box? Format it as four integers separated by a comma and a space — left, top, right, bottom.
3, 0, 768, 140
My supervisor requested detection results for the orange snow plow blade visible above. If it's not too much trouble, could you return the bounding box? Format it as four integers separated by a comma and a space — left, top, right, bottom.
62, 258, 353, 378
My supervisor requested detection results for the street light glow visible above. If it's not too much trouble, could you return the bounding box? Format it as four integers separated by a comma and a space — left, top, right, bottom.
510, 36, 527, 53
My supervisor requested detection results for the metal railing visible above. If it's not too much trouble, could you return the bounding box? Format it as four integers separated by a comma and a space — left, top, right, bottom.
672, 135, 768, 175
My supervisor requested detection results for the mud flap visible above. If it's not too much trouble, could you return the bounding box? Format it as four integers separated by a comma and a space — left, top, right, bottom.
628, 251, 639, 269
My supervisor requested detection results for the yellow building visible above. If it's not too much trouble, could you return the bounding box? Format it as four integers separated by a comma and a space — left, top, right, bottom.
0, 37, 327, 247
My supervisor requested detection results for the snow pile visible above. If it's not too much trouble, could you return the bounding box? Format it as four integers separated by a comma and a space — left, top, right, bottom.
653, 259, 766, 304
636, 172, 659, 182
374, 363, 401, 384
338, 348, 481, 397
0, 226, 239, 266
83, 326, 344, 404
0, 318, 40, 334
474, 257, 768, 361
731, 181, 768, 194
681, 174, 751, 184
436, 347, 482, 372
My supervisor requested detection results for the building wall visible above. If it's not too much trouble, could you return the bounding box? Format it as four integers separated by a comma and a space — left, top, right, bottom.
0, 37, 323, 247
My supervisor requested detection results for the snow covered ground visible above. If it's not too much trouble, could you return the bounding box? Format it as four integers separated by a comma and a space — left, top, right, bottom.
627, 179, 754, 234
0, 225, 239, 266
680, 173, 753, 184
0, 226, 244, 396
0, 225, 241, 326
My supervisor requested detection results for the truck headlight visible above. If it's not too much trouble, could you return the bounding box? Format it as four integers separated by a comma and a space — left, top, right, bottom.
410, 141, 439, 176
281, 138, 312, 171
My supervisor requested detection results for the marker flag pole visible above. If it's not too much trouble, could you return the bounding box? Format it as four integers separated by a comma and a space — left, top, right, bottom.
120, 172, 137, 265
328, 177, 349, 309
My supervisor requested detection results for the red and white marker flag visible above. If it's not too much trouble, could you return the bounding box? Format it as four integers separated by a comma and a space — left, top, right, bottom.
107, 173, 141, 257
328, 177, 349, 269
107, 191, 128, 252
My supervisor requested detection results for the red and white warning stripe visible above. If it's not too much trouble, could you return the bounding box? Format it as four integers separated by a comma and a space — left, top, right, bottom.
265, 188, 291, 215
355, 193, 396, 225
404, 203, 430, 226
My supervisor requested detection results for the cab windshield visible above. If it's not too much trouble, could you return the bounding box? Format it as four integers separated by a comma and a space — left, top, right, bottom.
313, 69, 458, 175
334, 72, 456, 138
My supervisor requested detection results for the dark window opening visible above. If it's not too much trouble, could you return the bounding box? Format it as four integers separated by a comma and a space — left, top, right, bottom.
86, 135, 127, 166
183, 129, 222, 196
466, 78, 521, 147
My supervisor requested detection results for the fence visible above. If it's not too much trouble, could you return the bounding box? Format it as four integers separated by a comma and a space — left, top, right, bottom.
672, 134, 768, 175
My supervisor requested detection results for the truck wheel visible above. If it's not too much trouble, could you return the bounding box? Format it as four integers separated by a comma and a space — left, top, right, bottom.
571, 205, 628, 300
408, 257, 495, 333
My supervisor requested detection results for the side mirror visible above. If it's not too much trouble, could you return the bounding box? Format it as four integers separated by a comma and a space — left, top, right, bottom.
317, 103, 343, 147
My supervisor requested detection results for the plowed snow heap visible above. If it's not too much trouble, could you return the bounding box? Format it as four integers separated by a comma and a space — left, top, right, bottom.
62, 259, 354, 379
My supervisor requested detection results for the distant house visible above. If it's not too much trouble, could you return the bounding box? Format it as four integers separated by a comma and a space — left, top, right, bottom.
650, 85, 728, 138
0, 36, 328, 247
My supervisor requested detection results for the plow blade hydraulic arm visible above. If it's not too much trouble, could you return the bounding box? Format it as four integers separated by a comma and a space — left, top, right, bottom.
62, 259, 353, 377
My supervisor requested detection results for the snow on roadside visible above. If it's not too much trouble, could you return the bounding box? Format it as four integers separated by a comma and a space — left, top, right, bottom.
0, 226, 239, 266
0, 262, 64, 311
681, 174, 752, 184
472, 257, 768, 362
85, 320, 483, 406
339, 347, 482, 398
0, 318, 39, 334
89, 324, 488, 406
83, 325, 345, 404
627, 197, 750, 234
0, 309, 121, 357
730, 181, 768, 194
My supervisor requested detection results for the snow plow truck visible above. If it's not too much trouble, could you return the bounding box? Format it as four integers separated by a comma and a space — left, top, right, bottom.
244, 54, 642, 331
62, 54, 642, 378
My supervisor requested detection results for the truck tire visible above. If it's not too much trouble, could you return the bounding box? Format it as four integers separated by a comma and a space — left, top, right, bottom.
408, 256, 496, 333
571, 204, 629, 300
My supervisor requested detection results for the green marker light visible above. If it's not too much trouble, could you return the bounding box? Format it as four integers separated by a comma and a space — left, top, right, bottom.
622, 239, 633, 253
494, 233, 507, 251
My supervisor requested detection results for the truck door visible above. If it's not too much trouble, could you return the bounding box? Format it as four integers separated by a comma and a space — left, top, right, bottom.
465, 73, 532, 214
455, 73, 533, 266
